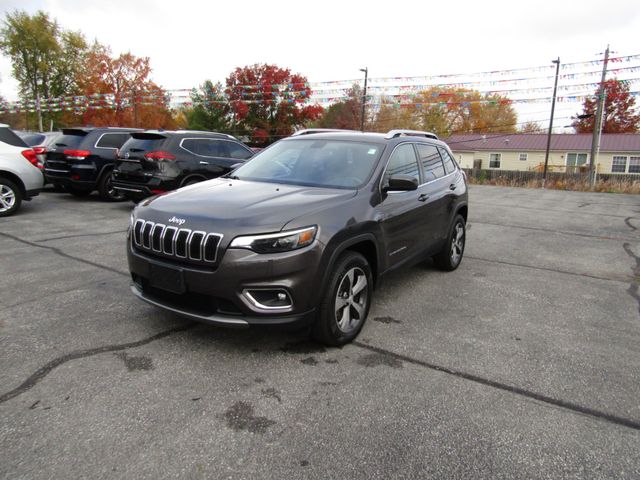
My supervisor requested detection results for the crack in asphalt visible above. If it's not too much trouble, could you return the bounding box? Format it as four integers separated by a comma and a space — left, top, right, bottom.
625, 217, 638, 232
622, 243, 640, 319
473, 220, 636, 242
0, 231, 128, 278
465, 255, 629, 284
35, 229, 127, 243
352, 341, 640, 432
0, 323, 195, 404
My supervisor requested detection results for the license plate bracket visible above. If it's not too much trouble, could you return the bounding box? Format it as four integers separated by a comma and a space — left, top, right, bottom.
149, 264, 185, 294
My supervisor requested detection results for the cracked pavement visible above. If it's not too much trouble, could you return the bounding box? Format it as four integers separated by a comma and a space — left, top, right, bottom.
1, 185, 640, 479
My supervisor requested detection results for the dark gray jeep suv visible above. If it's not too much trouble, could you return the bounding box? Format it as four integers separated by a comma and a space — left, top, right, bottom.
127, 130, 468, 345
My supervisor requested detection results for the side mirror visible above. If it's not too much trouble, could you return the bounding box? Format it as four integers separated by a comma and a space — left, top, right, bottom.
384, 174, 418, 192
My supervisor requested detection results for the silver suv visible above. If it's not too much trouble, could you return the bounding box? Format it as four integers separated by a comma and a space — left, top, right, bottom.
0, 124, 44, 217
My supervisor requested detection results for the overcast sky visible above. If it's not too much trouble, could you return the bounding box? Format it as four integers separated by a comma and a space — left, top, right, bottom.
1, 0, 639, 129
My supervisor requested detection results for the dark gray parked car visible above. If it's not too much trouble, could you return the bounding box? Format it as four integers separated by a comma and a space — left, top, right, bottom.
127, 129, 468, 345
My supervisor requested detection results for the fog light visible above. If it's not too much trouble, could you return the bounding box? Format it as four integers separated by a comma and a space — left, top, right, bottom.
243, 289, 293, 310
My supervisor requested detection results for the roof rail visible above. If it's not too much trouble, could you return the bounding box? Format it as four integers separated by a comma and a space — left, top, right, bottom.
385, 129, 439, 140
292, 128, 359, 137
175, 129, 236, 139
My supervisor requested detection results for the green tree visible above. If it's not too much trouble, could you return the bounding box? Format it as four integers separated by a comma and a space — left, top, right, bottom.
0, 10, 88, 131
185, 80, 231, 132
313, 84, 362, 130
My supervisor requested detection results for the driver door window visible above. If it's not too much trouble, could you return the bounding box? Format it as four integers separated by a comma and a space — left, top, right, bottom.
384, 143, 420, 186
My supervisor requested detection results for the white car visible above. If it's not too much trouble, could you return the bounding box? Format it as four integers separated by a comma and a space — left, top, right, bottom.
0, 124, 44, 217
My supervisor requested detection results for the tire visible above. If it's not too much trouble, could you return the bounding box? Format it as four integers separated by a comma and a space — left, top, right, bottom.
433, 214, 466, 271
0, 177, 22, 217
68, 187, 92, 198
98, 169, 125, 202
312, 251, 373, 346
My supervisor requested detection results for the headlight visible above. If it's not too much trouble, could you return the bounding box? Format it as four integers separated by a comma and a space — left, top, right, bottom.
229, 226, 317, 254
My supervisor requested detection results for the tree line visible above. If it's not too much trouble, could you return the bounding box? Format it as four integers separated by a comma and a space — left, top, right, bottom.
1, 10, 638, 146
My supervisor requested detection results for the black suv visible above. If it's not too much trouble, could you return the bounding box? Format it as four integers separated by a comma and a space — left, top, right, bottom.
111, 130, 254, 201
44, 127, 141, 201
127, 130, 468, 345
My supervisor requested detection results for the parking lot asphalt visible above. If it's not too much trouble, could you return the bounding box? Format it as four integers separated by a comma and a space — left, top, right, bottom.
1, 185, 639, 479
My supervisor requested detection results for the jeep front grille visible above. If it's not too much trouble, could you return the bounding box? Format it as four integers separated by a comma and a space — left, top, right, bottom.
133, 219, 222, 263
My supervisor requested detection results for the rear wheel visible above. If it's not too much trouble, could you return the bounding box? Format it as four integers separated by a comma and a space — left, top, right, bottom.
98, 169, 125, 202
312, 251, 373, 346
0, 178, 22, 217
433, 214, 466, 271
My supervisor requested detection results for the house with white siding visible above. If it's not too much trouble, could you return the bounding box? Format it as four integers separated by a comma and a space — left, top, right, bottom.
444, 133, 640, 175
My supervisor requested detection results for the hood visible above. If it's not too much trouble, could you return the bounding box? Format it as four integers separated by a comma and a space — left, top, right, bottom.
135, 178, 357, 236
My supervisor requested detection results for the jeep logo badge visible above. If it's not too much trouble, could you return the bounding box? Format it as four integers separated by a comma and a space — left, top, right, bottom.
168, 216, 186, 226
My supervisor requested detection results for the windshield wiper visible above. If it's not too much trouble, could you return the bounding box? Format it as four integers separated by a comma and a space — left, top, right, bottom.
225, 175, 240, 180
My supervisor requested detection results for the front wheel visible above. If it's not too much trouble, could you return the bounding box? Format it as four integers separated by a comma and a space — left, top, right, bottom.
312, 251, 373, 346
433, 214, 466, 271
0, 178, 22, 217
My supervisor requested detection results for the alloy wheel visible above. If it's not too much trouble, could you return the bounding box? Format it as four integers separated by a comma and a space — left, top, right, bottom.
0, 184, 16, 212
451, 222, 465, 266
335, 267, 368, 333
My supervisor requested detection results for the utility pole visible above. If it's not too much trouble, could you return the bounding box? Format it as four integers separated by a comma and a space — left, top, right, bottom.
35, 91, 43, 132
132, 88, 139, 128
360, 67, 368, 131
588, 45, 610, 185
543, 57, 561, 186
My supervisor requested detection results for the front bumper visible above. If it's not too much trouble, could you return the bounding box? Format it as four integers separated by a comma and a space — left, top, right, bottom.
127, 238, 322, 328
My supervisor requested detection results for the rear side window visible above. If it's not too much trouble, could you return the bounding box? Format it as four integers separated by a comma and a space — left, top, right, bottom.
0, 127, 28, 147
181, 138, 230, 158
227, 142, 253, 160
438, 147, 457, 175
96, 133, 131, 149
384, 143, 420, 184
416, 144, 445, 181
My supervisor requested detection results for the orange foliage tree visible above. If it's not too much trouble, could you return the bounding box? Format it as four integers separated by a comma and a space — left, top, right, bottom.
225, 64, 323, 145
75, 45, 175, 129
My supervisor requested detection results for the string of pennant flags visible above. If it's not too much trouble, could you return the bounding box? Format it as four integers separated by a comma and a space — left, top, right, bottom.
2, 54, 639, 115
5, 73, 640, 111
4, 91, 639, 115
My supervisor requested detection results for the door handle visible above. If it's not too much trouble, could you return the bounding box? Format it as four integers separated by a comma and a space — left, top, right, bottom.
199, 161, 209, 165
449, 184, 457, 191
418, 193, 429, 202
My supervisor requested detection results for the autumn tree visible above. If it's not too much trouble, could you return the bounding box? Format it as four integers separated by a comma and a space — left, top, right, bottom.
572, 79, 640, 133
77, 43, 174, 129
369, 87, 517, 136
519, 121, 543, 133
0, 10, 88, 131
313, 84, 362, 130
225, 64, 323, 145
185, 80, 231, 132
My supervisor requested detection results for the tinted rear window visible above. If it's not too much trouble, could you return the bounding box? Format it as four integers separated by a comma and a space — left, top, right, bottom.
96, 133, 131, 149
122, 136, 168, 152
0, 127, 28, 148
54, 130, 88, 149
16, 133, 46, 146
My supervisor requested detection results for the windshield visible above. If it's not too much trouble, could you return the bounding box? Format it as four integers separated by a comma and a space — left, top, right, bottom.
232, 139, 383, 188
